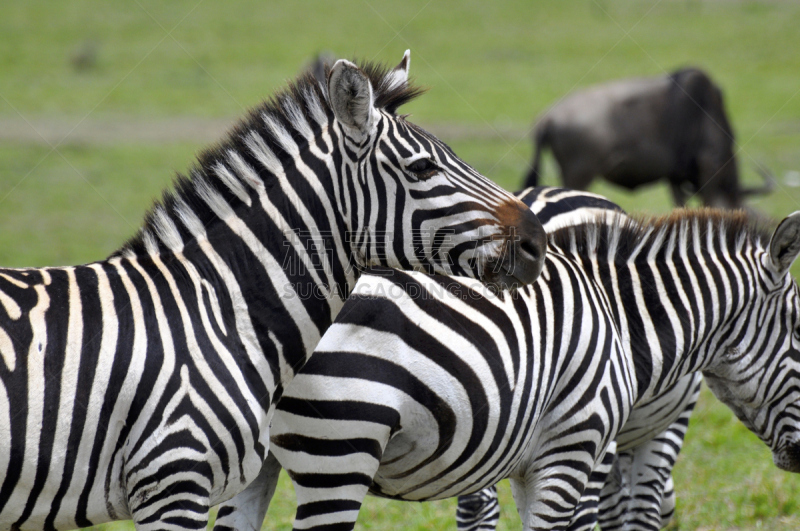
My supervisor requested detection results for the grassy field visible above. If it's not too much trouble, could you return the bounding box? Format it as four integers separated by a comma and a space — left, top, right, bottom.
2, 1, 800, 529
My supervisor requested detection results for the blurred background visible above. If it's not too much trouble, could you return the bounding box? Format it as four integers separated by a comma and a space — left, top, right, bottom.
2, 1, 799, 529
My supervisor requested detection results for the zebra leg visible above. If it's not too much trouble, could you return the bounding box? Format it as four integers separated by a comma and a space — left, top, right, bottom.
472, 443, 617, 531
269, 409, 391, 530
659, 475, 676, 528
508, 477, 530, 528
456, 486, 500, 531
596, 450, 633, 530
213, 452, 282, 531
511, 441, 615, 530
566, 441, 617, 531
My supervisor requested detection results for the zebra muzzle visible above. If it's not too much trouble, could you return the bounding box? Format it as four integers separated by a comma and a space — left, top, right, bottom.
774, 441, 800, 473
483, 203, 546, 290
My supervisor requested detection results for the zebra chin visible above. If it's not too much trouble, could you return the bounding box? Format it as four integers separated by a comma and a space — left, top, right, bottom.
773, 442, 800, 473
481, 260, 541, 292
480, 235, 546, 291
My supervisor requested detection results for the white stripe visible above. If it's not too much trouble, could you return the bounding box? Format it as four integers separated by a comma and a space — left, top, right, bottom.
0, 272, 29, 289
2, 279, 50, 522
0, 287, 21, 320
57, 264, 119, 522
152, 206, 184, 253
214, 159, 253, 207
36, 268, 83, 525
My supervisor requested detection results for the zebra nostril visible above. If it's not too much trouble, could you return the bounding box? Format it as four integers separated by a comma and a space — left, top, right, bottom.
520, 238, 541, 262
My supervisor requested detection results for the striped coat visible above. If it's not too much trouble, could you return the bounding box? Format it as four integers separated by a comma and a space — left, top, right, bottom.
0, 52, 546, 530
266, 209, 800, 530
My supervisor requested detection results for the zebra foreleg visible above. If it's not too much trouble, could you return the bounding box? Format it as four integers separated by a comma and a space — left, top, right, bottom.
456, 486, 500, 531
213, 452, 282, 531
565, 440, 617, 531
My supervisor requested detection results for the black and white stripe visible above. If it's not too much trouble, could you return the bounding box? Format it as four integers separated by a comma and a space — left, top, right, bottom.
597, 373, 702, 530
0, 52, 547, 530
458, 185, 627, 531
264, 208, 800, 530
458, 187, 704, 531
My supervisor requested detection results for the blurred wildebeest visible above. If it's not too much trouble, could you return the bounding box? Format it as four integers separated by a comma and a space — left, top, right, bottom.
523, 68, 774, 208
304, 51, 336, 84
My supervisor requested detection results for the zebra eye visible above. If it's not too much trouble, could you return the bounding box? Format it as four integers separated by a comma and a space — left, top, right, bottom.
405, 158, 438, 180
794, 326, 800, 341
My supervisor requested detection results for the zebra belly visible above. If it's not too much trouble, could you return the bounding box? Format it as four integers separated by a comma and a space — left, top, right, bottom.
617, 373, 702, 451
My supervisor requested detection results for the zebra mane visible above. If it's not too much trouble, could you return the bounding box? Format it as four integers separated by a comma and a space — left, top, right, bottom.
113, 58, 426, 258
549, 208, 772, 264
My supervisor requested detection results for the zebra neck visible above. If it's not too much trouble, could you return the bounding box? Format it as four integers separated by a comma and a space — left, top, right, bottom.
112, 110, 363, 403
609, 253, 740, 403
554, 212, 763, 403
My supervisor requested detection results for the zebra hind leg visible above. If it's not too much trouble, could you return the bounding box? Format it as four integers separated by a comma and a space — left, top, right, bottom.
659, 475, 676, 528
456, 485, 500, 531
269, 416, 389, 530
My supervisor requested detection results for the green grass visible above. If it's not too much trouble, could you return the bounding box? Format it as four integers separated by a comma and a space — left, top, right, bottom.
3, 1, 800, 530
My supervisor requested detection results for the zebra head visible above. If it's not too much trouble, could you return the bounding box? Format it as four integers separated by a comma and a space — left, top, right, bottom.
704, 211, 800, 473
325, 51, 546, 289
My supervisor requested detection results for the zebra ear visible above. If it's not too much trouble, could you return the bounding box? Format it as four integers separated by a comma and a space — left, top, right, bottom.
768, 211, 800, 275
328, 59, 375, 134
384, 49, 410, 90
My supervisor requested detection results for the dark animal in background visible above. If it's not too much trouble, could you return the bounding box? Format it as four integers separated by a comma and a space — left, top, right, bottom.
304, 51, 336, 84
524, 68, 774, 208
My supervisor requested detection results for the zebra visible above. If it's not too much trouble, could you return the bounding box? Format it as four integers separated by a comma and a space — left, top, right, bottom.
212, 185, 626, 530
262, 208, 800, 530
596, 373, 703, 530
0, 51, 548, 530
457, 187, 706, 531
214, 186, 703, 531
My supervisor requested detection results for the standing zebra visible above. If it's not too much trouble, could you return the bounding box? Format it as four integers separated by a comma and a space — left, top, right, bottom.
264, 208, 800, 530
596, 373, 703, 530
457, 187, 705, 531
0, 52, 547, 530
214, 185, 626, 530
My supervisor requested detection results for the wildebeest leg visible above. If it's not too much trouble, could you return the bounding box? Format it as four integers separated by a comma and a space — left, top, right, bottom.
559, 163, 596, 192
668, 179, 688, 207
213, 452, 281, 531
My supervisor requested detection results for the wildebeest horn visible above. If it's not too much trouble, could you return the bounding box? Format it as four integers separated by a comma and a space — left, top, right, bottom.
741, 163, 776, 197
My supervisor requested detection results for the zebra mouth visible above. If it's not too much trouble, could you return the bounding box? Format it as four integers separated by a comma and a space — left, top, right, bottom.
482, 239, 545, 292
482, 260, 538, 293
773, 442, 800, 473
